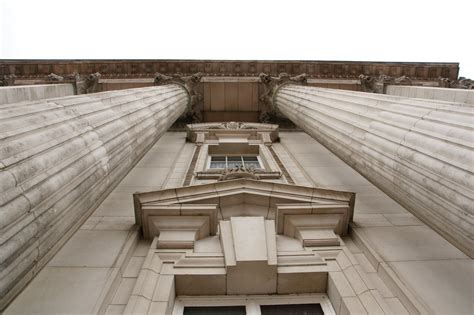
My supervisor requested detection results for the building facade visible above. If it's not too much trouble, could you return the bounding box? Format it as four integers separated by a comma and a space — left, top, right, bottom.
0, 60, 472, 314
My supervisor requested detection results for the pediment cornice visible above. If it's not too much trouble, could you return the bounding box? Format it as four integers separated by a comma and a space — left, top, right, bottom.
134, 179, 355, 243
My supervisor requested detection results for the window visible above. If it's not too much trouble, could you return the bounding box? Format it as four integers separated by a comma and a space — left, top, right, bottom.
183, 304, 322, 315
209, 155, 262, 169
184, 306, 246, 315
260, 304, 324, 315
173, 294, 334, 315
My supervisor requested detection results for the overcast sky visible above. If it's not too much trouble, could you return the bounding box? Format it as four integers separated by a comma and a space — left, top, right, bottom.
1, 0, 472, 77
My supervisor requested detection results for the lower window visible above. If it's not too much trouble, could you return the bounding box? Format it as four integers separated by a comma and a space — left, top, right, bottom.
174, 294, 334, 315
184, 306, 246, 315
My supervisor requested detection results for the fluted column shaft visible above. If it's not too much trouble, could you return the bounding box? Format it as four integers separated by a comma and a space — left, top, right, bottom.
0, 84, 188, 307
274, 85, 473, 257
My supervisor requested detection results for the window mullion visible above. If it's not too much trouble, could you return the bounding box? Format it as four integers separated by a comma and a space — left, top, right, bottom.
246, 301, 261, 315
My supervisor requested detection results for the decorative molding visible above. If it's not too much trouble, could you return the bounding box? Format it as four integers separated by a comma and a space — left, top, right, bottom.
186, 122, 279, 144
259, 72, 307, 110
217, 165, 260, 181
44, 72, 101, 94
359, 74, 412, 93
438, 76, 473, 89
78, 72, 101, 94
0, 74, 15, 86
1, 60, 459, 81
183, 146, 201, 186
195, 170, 281, 181
268, 146, 295, 184
133, 178, 355, 242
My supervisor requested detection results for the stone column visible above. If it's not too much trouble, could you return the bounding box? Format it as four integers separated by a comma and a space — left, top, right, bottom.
0, 81, 192, 309
262, 74, 473, 258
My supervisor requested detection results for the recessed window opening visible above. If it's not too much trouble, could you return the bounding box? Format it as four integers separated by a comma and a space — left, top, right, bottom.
209, 155, 262, 169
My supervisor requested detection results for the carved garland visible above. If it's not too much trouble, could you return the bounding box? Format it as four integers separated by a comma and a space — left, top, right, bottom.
217, 165, 260, 181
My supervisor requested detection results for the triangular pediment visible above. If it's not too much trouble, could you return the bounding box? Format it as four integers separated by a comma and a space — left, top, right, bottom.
134, 179, 355, 243
132, 179, 356, 296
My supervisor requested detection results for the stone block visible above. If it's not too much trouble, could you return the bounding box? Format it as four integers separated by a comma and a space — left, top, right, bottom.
277, 272, 327, 294
123, 256, 146, 278
390, 259, 474, 315
111, 278, 136, 305
48, 230, 129, 267
359, 226, 468, 261
4, 267, 111, 315
175, 275, 226, 295
340, 296, 367, 315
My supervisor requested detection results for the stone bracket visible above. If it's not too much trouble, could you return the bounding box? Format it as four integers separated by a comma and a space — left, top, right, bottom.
138, 204, 218, 247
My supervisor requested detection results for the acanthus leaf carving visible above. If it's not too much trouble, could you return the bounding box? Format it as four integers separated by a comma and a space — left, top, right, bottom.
438, 76, 473, 89
154, 72, 204, 123
259, 72, 307, 122
217, 165, 260, 181
359, 74, 412, 93
0, 74, 16, 86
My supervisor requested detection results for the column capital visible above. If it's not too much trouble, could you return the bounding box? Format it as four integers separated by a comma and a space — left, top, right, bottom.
154, 72, 204, 122
259, 72, 307, 107
0, 74, 16, 86
45, 72, 101, 94
258, 72, 307, 122
359, 74, 412, 93
438, 76, 473, 89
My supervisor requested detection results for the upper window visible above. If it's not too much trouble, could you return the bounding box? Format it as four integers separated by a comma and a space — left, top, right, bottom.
174, 295, 333, 315
209, 155, 261, 169
183, 304, 323, 315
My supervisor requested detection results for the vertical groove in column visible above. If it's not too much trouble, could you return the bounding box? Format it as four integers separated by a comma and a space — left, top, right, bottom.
0, 84, 188, 309
274, 85, 474, 257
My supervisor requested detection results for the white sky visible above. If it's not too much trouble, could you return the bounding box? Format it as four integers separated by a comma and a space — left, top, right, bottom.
1, 0, 473, 77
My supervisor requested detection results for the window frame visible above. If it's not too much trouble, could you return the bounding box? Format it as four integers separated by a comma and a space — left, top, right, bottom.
207, 154, 264, 170
173, 294, 335, 315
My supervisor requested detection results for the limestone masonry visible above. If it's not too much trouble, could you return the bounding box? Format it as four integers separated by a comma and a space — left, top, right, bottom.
0, 60, 472, 315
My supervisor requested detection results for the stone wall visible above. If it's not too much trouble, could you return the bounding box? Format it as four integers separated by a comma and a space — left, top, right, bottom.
278, 132, 472, 315
0, 85, 188, 309
0, 84, 75, 105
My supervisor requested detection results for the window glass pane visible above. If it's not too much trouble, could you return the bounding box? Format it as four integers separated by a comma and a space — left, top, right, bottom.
243, 156, 260, 169
210, 156, 226, 169
243, 156, 258, 162
260, 303, 324, 315
184, 306, 246, 315
227, 156, 243, 168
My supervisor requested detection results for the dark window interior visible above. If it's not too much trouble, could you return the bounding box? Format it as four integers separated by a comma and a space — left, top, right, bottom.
184, 306, 246, 315
260, 303, 324, 315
